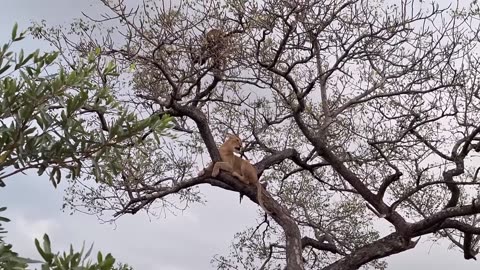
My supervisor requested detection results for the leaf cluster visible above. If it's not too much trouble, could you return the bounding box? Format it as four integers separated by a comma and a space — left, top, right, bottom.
0, 23, 172, 187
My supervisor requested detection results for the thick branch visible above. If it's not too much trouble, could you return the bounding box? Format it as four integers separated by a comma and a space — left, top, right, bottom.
377, 172, 402, 200
409, 201, 480, 233
443, 159, 464, 208
255, 148, 298, 175
322, 233, 417, 270
439, 219, 480, 234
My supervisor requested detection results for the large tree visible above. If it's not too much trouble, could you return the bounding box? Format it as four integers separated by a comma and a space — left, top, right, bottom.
30, 0, 480, 269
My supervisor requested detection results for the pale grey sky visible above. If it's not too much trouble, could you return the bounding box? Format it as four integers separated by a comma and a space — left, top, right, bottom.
1, 0, 479, 269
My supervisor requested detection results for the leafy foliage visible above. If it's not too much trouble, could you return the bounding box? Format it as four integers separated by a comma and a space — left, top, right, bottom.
0, 209, 133, 270
0, 206, 9, 242
33, 233, 134, 270
0, 23, 175, 270
0, 23, 172, 188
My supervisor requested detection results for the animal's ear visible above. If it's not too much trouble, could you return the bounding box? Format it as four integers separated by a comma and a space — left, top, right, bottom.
225, 133, 240, 141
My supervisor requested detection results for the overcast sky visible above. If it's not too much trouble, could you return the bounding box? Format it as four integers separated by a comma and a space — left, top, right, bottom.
1, 0, 479, 269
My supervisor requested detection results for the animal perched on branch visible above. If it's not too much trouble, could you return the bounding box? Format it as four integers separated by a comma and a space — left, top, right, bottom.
192, 28, 230, 69
199, 134, 270, 215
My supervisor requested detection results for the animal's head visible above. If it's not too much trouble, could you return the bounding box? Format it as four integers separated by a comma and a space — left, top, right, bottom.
206, 28, 224, 37
224, 134, 242, 154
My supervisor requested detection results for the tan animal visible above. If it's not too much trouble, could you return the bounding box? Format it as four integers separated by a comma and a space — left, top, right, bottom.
192, 28, 229, 69
202, 134, 270, 215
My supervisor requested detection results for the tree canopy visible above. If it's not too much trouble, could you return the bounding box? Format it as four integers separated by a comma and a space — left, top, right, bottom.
25, 0, 480, 269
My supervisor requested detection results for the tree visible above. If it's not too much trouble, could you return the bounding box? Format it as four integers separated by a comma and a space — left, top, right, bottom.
0, 24, 171, 269
29, 0, 480, 269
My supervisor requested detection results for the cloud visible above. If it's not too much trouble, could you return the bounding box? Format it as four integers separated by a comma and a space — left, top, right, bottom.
14, 215, 60, 241
3, 211, 60, 261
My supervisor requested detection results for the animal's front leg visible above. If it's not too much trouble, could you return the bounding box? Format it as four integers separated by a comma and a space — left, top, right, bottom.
212, 161, 234, 177
198, 162, 213, 176
231, 172, 247, 183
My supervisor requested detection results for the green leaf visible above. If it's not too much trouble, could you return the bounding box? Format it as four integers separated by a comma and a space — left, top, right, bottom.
101, 253, 116, 270
13, 35, 25, 42
42, 234, 52, 254
20, 51, 35, 66
37, 164, 47, 176
55, 167, 61, 184
97, 251, 103, 263
25, 66, 34, 76
44, 51, 58, 65
11, 23, 18, 40
83, 243, 94, 260
35, 238, 53, 264
2, 44, 9, 55
0, 65, 11, 75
